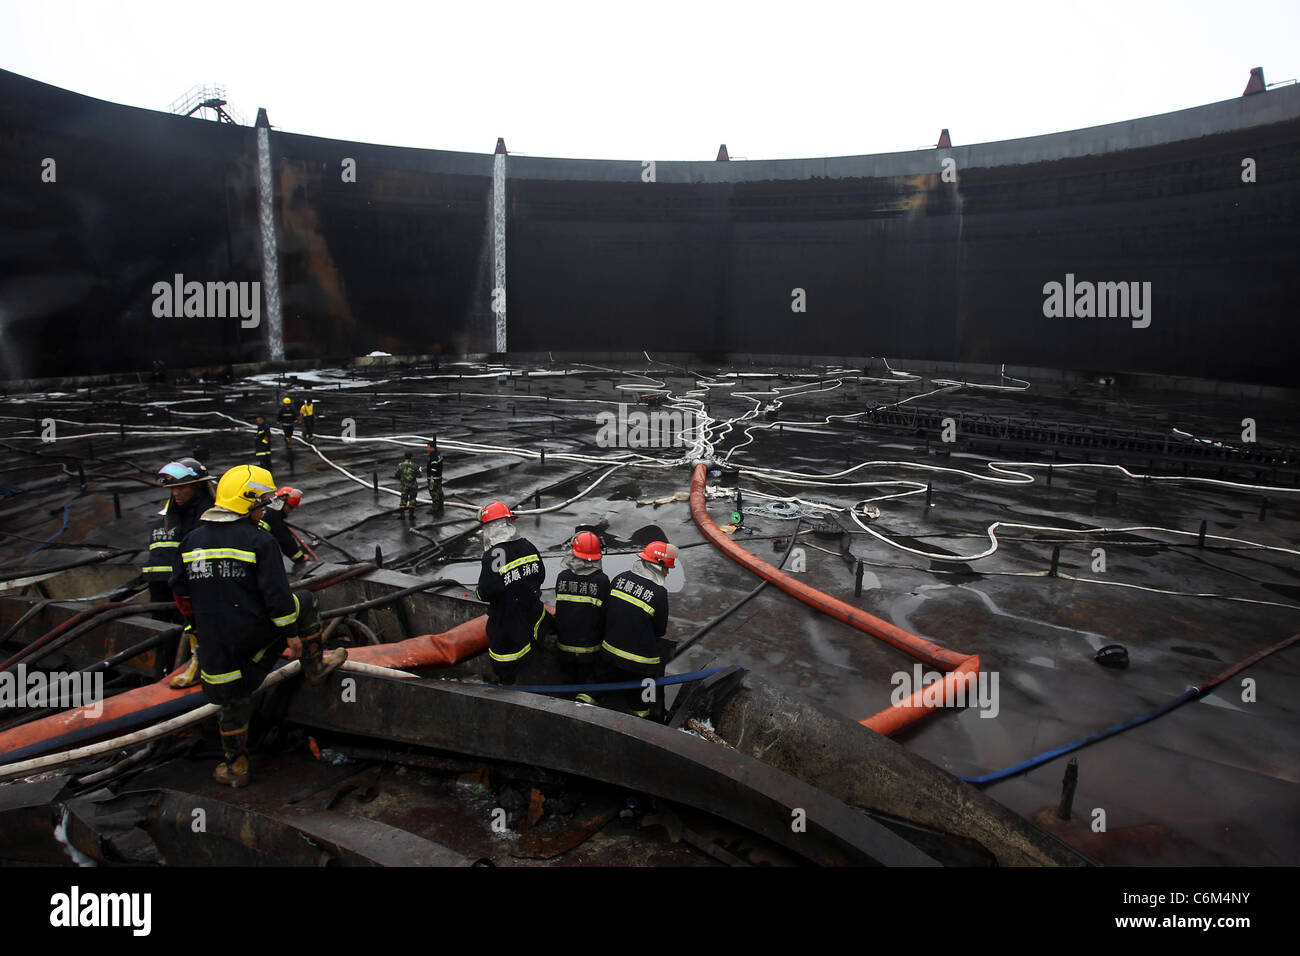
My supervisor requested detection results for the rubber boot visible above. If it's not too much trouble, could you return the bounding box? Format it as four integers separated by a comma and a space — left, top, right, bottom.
214, 754, 250, 788
214, 724, 250, 788
169, 630, 201, 688
301, 631, 347, 687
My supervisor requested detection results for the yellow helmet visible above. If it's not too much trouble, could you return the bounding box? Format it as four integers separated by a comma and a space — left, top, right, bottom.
215, 465, 277, 514
282, 396, 292, 405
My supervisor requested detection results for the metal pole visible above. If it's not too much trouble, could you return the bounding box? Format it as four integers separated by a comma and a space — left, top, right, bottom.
1056, 757, 1078, 821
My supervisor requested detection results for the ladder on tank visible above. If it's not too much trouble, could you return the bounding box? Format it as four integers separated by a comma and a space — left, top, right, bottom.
166, 84, 245, 125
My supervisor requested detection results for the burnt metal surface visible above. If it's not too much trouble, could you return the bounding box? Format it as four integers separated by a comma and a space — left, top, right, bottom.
59, 787, 473, 866
1, 360, 1297, 867
857, 405, 1298, 475
691, 672, 1091, 866
0, 773, 73, 863
280, 670, 939, 866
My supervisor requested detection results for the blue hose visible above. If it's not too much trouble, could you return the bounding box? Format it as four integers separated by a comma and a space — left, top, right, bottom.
2, 485, 84, 563
958, 686, 1202, 785
0, 693, 206, 766
0, 477, 73, 497
960, 631, 1300, 785
0, 665, 742, 768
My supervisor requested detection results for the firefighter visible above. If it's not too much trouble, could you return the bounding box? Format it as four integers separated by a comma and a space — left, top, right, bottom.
298, 394, 317, 442
170, 465, 346, 788
262, 485, 308, 571
554, 531, 609, 703
277, 396, 297, 447
253, 415, 272, 464
599, 541, 676, 718
474, 501, 547, 684
142, 460, 215, 686
425, 439, 445, 517
394, 451, 420, 524
144, 459, 216, 610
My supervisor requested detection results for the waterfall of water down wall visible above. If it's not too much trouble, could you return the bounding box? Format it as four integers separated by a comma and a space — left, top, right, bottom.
492, 151, 507, 352
256, 125, 284, 361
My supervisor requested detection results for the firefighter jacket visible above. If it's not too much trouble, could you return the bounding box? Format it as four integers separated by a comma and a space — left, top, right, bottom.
426, 451, 444, 483
254, 424, 272, 458
170, 515, 301, 703
601, 569, 669, 676
554, 568, 609, 662
261, 507, 305, 563
277, 405, 297, 428
475, 537, 546, 665
142, 493, 210, 583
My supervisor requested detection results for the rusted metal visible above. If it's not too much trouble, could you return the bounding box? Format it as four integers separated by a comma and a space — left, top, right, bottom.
0, 774, 74, 864
61, 787, 472, 866
687, 672, 1093, 866
515, 804, 618, 860
279, 670, 939, 866
0, 596, 172, 678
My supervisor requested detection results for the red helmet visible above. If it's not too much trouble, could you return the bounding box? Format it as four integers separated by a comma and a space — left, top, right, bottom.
638, 541, 677, 569
572, 532, 602, 560
480, 501, 515, 524
276, 486, 302, 509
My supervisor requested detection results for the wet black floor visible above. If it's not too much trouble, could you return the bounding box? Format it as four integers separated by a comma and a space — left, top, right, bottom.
2, 359, 1298, 865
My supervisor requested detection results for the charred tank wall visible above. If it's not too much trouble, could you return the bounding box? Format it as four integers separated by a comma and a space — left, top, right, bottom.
0, 69, 494, 378
2, 68, 1298, 385
505, 89, 1300, 385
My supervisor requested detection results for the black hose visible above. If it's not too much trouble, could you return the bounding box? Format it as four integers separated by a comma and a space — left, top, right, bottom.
8, 602, 173, 671
79, 625, 184, 675
339, 617, 383, 646
321, 578, 460, 619
286, 521, 360, 562
0, 550, 140, 583
670, 521, 803, 661
1, 599, 52, 645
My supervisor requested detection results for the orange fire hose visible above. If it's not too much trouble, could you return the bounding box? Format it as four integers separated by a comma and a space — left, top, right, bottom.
689, 463, 980, 735
0, 617, 489, 756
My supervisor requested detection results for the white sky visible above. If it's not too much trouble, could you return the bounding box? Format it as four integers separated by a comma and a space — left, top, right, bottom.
1, 0, 1297, 161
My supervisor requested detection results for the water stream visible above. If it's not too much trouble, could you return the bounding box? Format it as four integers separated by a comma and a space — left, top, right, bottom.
256, 125, 284, 361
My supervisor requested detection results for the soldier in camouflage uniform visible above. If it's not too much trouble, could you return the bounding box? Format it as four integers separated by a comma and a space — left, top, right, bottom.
394, 451, 420, 524
425, 440, 444, 517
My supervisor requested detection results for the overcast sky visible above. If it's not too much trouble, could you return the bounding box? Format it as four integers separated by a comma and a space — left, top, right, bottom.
2, 0, 1297, 161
